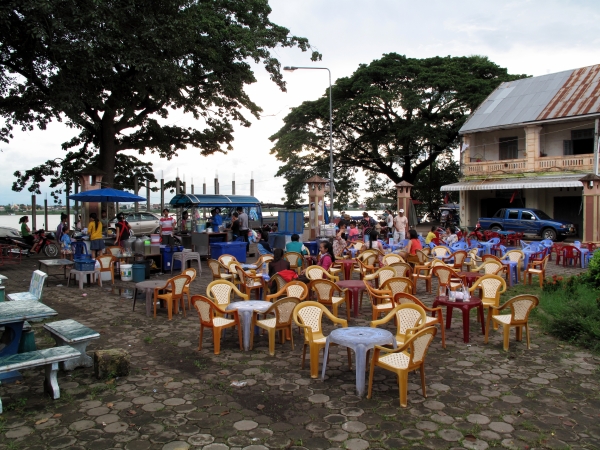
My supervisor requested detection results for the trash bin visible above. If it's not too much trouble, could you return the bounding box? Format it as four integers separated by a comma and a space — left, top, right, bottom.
160, 246, 184, 271
132, 263, 146, 283
120, 264, 133, 281
210, 242, 247, 263
305, 241, 319, 256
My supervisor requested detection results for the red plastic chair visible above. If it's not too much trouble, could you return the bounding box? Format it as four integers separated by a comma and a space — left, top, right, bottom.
585, 242, 597, 252
562, 246, 581, 267
552, 243, 565, 264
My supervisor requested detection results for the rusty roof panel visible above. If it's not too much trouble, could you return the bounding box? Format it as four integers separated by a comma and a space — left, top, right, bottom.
537, 65, 600, 120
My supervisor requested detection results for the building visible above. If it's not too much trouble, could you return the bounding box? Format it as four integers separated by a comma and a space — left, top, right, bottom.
442, 64, 600, 241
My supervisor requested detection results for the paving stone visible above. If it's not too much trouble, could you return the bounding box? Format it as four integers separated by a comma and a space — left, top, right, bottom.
324, 429, 349, 442
400, 428, 424, 440
416, 421, 439, 431
467, 414, 490, 424
463, 438, 489, 450
438, 429, 463, 442
187, 434, 215, 446
234, 420, 259, 431
70, 420, 97, 432
343, 438, 369, 450
342, 421, 367, 433
488, 422, 514, 433
162, 442, 190, 450
5, 426, 33, 438
308, 394, 330, 403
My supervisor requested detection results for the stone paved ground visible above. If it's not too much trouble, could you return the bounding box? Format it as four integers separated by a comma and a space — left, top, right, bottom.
0, 249, 598, 450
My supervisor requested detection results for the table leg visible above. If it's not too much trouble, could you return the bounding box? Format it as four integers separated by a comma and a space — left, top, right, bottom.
0, 321, 25, 382
320, 339, 332, 381
354, 345, 367, 396
350, 289, 359, 318
344, 264, 352, 281
478, 304, 486, 336
445, 305, 453, 329
461, 306, 470, 343
145, 290, 153, 317
241, 311, 252, 351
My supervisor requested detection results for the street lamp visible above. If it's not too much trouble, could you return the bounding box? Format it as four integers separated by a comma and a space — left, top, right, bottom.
283, 66, 334, 220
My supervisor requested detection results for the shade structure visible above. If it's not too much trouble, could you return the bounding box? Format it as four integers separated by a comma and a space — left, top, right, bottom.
441, 175, 584, 192
169, 194, 261, 208
68, 188, 146, 203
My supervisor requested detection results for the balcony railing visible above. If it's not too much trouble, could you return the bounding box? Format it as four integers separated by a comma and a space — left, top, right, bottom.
465, 154, 595, 176
465, 159, 527, 175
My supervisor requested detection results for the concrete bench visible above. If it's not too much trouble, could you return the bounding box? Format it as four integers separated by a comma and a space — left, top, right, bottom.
43, 319, 100, 370
0, 346, 80, 413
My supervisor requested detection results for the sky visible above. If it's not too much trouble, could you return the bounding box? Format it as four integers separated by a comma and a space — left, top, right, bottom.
1, 0, 599, 207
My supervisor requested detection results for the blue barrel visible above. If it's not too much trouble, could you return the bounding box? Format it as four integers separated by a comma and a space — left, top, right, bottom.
132, 263, 146, 283
160, 246, 183, 271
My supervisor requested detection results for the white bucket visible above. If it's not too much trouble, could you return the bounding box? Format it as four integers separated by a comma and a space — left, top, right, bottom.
150, 234, 161, 244
120, 264, 133, 281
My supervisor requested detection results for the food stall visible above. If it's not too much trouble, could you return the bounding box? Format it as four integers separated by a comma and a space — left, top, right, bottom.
168, 194, 263, 258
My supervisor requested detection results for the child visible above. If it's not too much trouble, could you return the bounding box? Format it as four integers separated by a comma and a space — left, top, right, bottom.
61, 230, 73, 258
347, 221, 359, 242
425, 225, 437, 245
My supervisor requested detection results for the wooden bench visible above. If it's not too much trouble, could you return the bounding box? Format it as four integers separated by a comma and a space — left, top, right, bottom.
0, 346, 80, 413
43, 319, 100, 370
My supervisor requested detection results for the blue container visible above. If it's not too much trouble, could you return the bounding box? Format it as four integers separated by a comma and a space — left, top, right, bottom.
132, 263, 146, 283
160, 246, 184, 271
0, 286, 4, 302
210, 241, 247, 263
305, 241, 319, 256
74, 259, 96, 271
278, 210, 304, 234
268, 233, 289, 251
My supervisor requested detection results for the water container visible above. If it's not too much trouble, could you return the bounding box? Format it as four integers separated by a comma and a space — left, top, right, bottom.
132, 263, 146, 283
134, 238, 145, 254
120, 264, 133, 281
151, 234, 161, 244
0, 286, 4, 302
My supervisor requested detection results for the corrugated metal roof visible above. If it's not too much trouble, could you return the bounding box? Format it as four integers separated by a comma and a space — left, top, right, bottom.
169, 194, 261, 207
441, 175, 584, 192
459, 65, 600, 134
537, 65, 600, 120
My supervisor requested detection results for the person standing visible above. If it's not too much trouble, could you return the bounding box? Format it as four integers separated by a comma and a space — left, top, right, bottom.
88, 212, 105, 257
229, 211, 241, 239
237, 206, 249, 252
56, 213, 68, 243
159, 208, 175, 245
393, 209, 408, 242
385, 209, 394, 237
100, 210, 109, 231
360, 212, 376, 239
114, 213, 131, 247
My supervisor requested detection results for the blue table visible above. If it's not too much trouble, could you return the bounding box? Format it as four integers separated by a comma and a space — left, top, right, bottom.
502, 261, 519, 286
479, 242, 495, 255
0, 300, 57, 381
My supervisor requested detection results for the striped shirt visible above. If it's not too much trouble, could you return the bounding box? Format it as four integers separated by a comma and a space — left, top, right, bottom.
159, 217, 175, 235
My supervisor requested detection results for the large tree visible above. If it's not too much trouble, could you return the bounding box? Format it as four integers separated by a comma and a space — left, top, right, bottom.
1, 0, 319, 197
270, 54, 527, 206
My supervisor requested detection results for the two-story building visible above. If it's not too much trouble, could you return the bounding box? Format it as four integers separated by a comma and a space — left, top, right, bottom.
442, 64, 600, 241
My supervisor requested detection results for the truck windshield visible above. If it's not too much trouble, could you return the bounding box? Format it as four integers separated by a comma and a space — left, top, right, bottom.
531, 209, 552, 220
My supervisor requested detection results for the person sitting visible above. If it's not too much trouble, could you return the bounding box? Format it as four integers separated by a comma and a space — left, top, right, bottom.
443, 227, 458, 246
257, 230, 273, 254
318, 240, 335, 271
400, 229, 423, 262
425, 225, 437, 245
347, 221, 359, 242
333, 224, 347, 257
365, 230, 384, 265
285, 233, 308, 265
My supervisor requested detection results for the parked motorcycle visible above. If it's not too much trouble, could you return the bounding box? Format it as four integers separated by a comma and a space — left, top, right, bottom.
467, 223, 484, 241
8, 230, 60, 257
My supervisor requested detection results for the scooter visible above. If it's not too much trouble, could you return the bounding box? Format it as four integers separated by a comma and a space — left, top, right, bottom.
467, 223, 484, 241
29, 230, 60, 257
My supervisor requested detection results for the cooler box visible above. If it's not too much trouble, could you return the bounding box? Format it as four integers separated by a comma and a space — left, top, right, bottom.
160, 246, 184, 271
305, 241, 319, 256
268, 233, 290, 251
210, 242, 247, 263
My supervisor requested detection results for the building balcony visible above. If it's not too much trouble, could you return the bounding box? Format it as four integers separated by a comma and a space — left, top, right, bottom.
464, 154, 595, 177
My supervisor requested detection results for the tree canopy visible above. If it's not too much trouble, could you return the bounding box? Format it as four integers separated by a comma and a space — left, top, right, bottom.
0, 0, 319, 198
270, 54, 527, 207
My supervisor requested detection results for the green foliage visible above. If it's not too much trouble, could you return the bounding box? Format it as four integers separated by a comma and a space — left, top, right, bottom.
536, 278, 600, 353
580, 249, 600, 288
271, 53, 527, 206
1, 0, 319, 195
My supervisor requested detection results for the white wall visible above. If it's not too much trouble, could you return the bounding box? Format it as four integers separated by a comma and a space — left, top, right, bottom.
470, 129, 526, 161
540, 120, 595, 157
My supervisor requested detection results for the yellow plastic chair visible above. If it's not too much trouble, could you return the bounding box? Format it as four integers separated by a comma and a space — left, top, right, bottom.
305, 265, 339, 283
431, 246, 451, 260
363, 266, 397, 287
465, 249, 482, 272
283, 251, 303, 274
363, 280, 394, 320
367, 326, 437, 407
431, 265, 465, 293
449, 250, 468, 271
191, 295, 242, 355
484, 295, 539, 351
233, 263, 264, 299
153, 274, 191, 320
251, 297, 301, 355
206, 280, 249, 309
309, 279, 350, 320
208, 259, 234, 282
412, 259, 446, 293
394, 292, 446, 348
469, 274, 506, 328
370, 303, 426, 346
266, 280, 309, 302
524, 255, 549, 288
293, 301, 350, 378
383, 253, 405, 265
388, 262, 413, 279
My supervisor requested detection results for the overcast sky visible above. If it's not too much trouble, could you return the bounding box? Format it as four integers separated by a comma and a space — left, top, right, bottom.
1, 0, 599, 206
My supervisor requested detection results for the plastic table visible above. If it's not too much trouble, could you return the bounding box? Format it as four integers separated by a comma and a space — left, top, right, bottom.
457, 271, 482, 288
225, 300, 272, 351
133, 280, 167, 316
0, 300, 57, 381
432, 295, 485, 343
38, 259, 74, 283
67, 269, 101, 289
335, 259, 356, 280
321, 327, 396, 396
501, 260, 519, 286
337, 280, 366, 318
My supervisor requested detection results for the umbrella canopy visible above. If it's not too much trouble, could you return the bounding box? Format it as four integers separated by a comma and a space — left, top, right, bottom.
68, 188, 146, 203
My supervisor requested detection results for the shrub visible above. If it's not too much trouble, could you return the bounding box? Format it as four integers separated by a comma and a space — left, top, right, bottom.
536, 281, 600, 353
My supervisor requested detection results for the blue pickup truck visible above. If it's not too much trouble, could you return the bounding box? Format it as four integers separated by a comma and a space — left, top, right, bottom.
478, 208, 576, 241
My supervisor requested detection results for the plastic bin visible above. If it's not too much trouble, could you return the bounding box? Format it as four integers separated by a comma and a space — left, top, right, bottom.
132, 263, 146, 283
305, 241, 319, 256
268, 233, 289, 251
210, 241, 247, 263
160, 246, 184, 271
120, 264, 133, 281
74, 259, 96, 271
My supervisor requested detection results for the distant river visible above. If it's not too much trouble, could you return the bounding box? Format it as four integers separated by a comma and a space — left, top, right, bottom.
0, 214, 69, 231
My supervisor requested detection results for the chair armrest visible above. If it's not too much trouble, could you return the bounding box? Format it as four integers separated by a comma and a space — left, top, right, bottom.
363, 273, 378, 281
373, 343, 409, 354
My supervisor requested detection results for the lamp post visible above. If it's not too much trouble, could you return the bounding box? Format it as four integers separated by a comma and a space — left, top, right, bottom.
283, 66, 334, 220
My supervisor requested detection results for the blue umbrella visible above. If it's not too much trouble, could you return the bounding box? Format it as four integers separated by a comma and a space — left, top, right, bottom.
68, 188, 146, 202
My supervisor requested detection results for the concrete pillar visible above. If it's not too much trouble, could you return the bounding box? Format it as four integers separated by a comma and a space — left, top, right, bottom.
306, 176, 328, 240
525, 126, 542, 171
581, 174, 600, 243
395, 181, 413, 229
76, 168, 105, 227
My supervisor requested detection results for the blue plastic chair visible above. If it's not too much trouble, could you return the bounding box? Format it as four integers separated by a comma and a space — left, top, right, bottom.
71, 241, 89, 258
540, 239, 553, 248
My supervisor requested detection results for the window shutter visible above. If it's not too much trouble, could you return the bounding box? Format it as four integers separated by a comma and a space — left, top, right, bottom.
563, 140, 573, 155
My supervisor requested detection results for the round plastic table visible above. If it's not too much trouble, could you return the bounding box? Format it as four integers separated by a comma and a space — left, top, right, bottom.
432, 295, 485, 343
134, 280, 167, 317
337, 280, 366, 318
457, 271, 482, 288
225, 300, 272, 351
335, 259, 356, 280
321, 327, 396, 396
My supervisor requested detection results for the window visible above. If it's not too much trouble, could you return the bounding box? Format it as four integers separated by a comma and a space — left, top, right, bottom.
507, 210, 519, 219
141, 214, 156, 221
493, 209, 505, 218
521, 211, 535, 221
564, 128, 594, 155
499, 137, 518, 160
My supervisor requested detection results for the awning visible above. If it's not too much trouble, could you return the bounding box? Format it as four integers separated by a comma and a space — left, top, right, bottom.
169, 194, 261, 207
441, 175, 584, 192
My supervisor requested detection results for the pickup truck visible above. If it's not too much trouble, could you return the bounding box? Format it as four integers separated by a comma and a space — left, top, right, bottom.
478, 208, 576, 241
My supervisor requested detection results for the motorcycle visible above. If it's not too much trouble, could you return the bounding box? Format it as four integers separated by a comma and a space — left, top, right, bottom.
27, 230, 60, 257
467, 223, 484, 241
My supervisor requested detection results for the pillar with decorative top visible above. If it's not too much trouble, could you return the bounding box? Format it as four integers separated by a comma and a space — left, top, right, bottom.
306, 176, 329, 240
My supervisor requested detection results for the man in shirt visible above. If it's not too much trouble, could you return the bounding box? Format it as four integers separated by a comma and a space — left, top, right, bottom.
159, 208, 175, 246
385, 209, 394, 238
360, 212, 376, 238
237, 206, 249, 252
393, 209, 409, 242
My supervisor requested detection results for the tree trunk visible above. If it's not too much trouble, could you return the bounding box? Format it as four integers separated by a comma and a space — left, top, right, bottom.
98, 113, 117, 217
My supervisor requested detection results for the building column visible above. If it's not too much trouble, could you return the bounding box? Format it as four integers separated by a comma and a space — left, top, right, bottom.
581, 174, 600, 243
525, 126, 542, 171
461, 134, 472, 166
306, 176, 328, 240
395, 181, 413, 229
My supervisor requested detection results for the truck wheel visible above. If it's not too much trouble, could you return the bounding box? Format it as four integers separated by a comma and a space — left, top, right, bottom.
542, 228, 557, 241
491, 225, 503, 232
